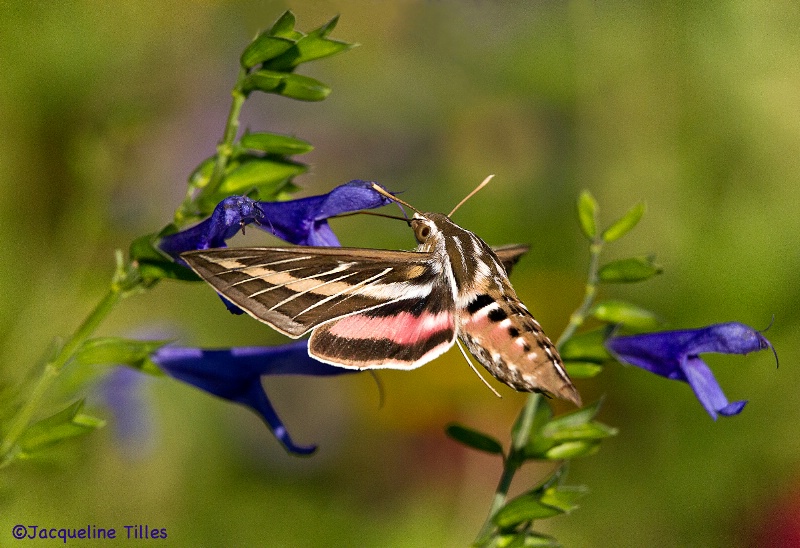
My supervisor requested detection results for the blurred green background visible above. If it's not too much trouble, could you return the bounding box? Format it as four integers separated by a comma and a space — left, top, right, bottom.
1, 1, 798, 546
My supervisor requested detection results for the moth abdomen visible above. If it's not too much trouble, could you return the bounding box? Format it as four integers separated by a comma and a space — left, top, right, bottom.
457, 295, 581, 406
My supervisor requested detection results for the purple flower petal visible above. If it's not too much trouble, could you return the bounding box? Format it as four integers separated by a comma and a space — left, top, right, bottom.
254, 180, 392, 246
681, 356, 747, 420
158, 180, 393, 262
152, 341, 356, 455
606, 322, 774, 419
158, 196, 265, 265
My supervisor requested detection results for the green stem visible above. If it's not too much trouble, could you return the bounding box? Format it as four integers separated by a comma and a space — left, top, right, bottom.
475, 393, 541, 544
557, 239, 602, 347
0, 260, 138, 464
473, 238, 604, 545
176, 68, 248, 225
208, 70, 247, 191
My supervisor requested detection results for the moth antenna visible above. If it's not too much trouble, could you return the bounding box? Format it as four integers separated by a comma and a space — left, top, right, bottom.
370, 183, 422, 215
448, 174, 495, 217
456, 339, 501, 398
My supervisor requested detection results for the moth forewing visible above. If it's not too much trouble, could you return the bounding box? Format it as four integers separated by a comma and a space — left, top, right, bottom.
181, 246, 436, 338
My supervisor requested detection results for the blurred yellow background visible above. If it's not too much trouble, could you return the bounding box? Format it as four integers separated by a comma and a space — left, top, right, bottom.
1, 1, 797, 546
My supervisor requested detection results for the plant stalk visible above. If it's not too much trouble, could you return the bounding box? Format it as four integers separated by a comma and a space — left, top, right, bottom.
473, 237, 604, 545
0, 287, 122, 462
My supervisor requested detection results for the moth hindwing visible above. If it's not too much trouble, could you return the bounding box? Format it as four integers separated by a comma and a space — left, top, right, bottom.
181, 208, 581, 406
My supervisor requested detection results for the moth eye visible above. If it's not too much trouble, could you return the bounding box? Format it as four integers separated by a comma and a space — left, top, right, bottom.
414, 223, 431, 243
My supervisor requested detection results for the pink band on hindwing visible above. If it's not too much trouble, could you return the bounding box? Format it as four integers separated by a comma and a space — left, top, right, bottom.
326, 310, 454, 344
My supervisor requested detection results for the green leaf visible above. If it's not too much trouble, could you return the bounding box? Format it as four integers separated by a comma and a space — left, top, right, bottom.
558, 328, 612, 363
75, 337, 167, 376
589, 300, 661, 330
598, 256, 662, 283
526, 401, 616, 460
265, 15, 356, 71
188, 156, 216, 191
543, 399, 603, 432
543, 440, 600, 459
240, 132, 313, 155
576, 190, 598, 240
490, 532, 560, 548
602, 202, 645, 242
539, 485, 588, 512
563, 361, 604, 378
18, 400, 105, 455
240, 35, 296, 69
445, 424, 504, 455
216, 157, 307, 196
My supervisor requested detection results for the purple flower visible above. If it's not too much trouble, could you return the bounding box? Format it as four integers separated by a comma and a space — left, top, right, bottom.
158, 180, 393, 314
158, 195, 264, 264
158, 180, 393, 264
96, 367, 153, 457
152, 340, 355, 455
151, 181, 390, 453
606, 322, 777, 419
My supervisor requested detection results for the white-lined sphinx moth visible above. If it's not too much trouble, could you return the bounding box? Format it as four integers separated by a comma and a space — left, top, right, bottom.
182, 184, 581, 406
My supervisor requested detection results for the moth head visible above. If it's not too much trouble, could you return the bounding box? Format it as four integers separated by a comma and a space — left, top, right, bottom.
410, 213, 444, 250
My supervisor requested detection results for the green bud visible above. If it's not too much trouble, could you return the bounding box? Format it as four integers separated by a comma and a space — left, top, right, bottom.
240, 35, 296, 69
269, 10, 302, 40
277, 73, 331, 101
493, 493, 563, 527
265, 15, 356, 71
544, 440, 599, 459
241, 69, 285, 94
